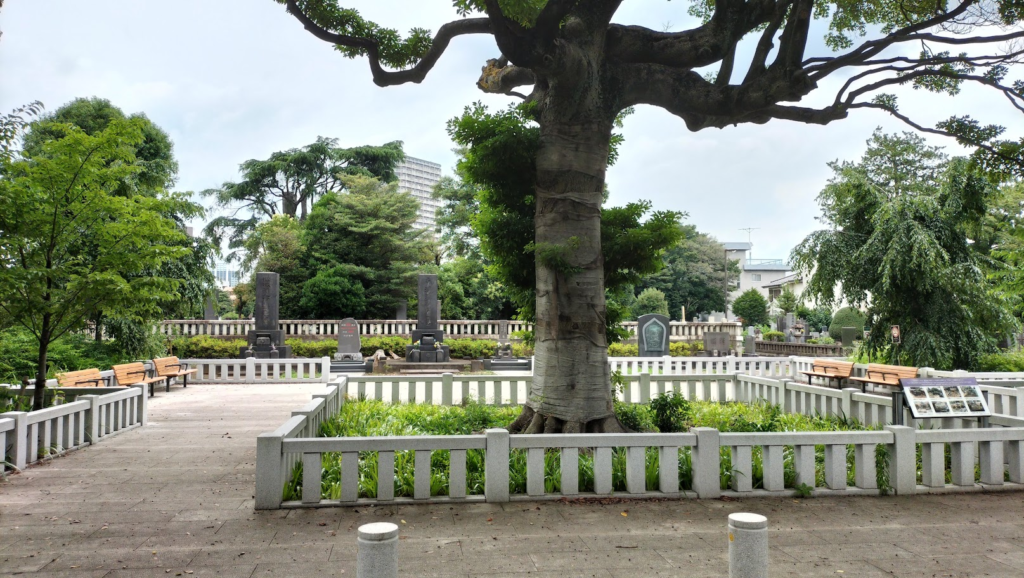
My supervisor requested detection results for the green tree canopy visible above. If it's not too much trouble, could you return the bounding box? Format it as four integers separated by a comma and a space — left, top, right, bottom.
638, 226, 737, 320
302, 175, 431, 318
633, 288, 670, 318
0, 114, 192, 408
776, 287, 799, 315
793, 130, 1016, 369
205, 137, 405, 254
731, 289, 770, 326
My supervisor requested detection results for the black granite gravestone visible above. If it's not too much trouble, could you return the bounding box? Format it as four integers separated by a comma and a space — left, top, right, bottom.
407, 274, 450, 362
204, 295, 217, 321
241, 272, 291, 358
637, 314, 670, 357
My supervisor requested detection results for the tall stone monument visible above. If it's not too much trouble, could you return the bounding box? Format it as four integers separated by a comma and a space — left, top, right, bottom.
204, 295, 217, 321
637, 314, 670, 357
240, 272, 291, 358
406, 274, 450, 363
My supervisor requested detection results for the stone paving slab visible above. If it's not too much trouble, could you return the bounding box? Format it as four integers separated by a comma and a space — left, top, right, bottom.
2, 383, 1024, 578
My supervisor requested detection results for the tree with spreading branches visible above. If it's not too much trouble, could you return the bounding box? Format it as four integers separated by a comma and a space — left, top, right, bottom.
277, 0, 1024, 432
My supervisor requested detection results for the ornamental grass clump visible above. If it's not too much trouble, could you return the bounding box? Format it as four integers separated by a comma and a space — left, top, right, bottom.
288, 396, 889, 502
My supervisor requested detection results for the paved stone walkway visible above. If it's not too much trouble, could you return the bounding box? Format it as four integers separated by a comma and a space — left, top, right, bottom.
2, 384, 1024, 578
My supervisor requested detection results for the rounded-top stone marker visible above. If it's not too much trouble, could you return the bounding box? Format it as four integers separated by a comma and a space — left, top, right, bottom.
358, 522, 400, 542
728, 512, 768, 530
357, 522, 399, 578
728, 513, 768, 578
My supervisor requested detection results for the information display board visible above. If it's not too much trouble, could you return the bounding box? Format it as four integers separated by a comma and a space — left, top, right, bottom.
899, 377, 991, 419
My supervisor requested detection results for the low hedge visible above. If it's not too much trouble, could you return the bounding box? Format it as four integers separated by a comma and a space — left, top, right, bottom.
167, 335, 716, 359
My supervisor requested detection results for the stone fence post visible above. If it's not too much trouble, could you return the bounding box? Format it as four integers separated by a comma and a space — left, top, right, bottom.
255, 431, 284, 510
0, 411, 28, 470
80, 395, 100, 443
885, 425, 916, 495
691, 427, 721, 498
484, 428, 510, 503
321, 357, 331, 383
245, 357, 256, 384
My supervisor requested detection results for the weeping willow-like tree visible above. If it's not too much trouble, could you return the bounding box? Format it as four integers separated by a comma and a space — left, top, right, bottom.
278, 0, 1024, 431
792, 130, 1017, 370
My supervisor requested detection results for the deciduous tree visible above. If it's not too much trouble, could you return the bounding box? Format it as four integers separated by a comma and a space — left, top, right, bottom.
731, 289, 770, 326
0, 115, 191, 409
279, 0, 1024, 430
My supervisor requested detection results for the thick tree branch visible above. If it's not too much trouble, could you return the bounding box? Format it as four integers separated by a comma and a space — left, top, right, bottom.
605, 0, 776, 69
477, 57, 538, 95
284, 0, 491, 86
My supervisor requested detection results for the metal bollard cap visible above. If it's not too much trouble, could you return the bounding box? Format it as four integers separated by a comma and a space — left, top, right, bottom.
728, 512, 768, 530
358, 522, 400, 541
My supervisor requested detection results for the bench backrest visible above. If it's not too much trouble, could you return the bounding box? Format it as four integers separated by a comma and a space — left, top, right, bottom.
866, 363, 919, 383
813, 359, 854, 377
112, 362, 147, 386
153, 356, 181, 377
56, 368, 102, 388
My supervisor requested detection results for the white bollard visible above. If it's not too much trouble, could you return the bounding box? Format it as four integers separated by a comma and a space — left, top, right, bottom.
728, 512, 768, 578
357, 522, 399, 578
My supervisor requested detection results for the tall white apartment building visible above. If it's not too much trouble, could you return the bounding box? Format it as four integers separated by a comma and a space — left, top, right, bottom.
395, 156, 442, 231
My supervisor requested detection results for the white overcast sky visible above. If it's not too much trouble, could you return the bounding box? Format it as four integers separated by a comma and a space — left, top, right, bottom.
2, 1, 1022, 260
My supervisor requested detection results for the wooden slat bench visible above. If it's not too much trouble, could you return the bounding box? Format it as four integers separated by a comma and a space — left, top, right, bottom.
153, 356, 197, 392
848, 363, 919, 393
800, 359, 854, 389
113, 362, 167, 397
56, 368, 106, 389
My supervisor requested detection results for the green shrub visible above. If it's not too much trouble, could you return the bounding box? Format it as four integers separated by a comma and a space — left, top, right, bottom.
762, 330, 785, 342
0, 327, 129, 381
614, 401, 657, 432
807, 336, 836, 345
650, 391, 691, 432
295, 399, 877, 501
287, 339, 338, 358
731, 289, 769, 326
170, 335, 245, 359
977, 350, 1024, 372
632, 288, 670, 318
828, 307, 866, 338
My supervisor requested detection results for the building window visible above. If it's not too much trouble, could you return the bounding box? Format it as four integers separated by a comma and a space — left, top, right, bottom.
752, 274, 761, 281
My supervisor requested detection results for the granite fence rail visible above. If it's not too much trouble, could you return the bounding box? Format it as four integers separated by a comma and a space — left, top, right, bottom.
1, 384, 147, 474
155, 319, 742, 343
255, 374, 1024, 509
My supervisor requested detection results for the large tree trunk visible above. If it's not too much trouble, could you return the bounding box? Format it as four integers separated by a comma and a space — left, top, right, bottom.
514, 114, 623, 434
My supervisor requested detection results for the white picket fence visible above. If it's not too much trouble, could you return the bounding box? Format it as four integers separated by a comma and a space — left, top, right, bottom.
1, 385, 147, 475
180, 357, 332, 384
255, 373, 1024, 509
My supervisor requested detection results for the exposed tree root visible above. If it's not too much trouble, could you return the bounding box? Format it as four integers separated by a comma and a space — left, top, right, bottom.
507, 406, 632, 434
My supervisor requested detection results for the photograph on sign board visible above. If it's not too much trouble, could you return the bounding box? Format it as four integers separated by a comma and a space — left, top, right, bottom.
962, 386, 980, 398
943, 387, 961, 397
909, 387, 928, 400
927, 387, 944, 399
949, 400, 967, 412
968, 400, 985, 412
914, 402, 933, 415
933, 401, 951, 412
